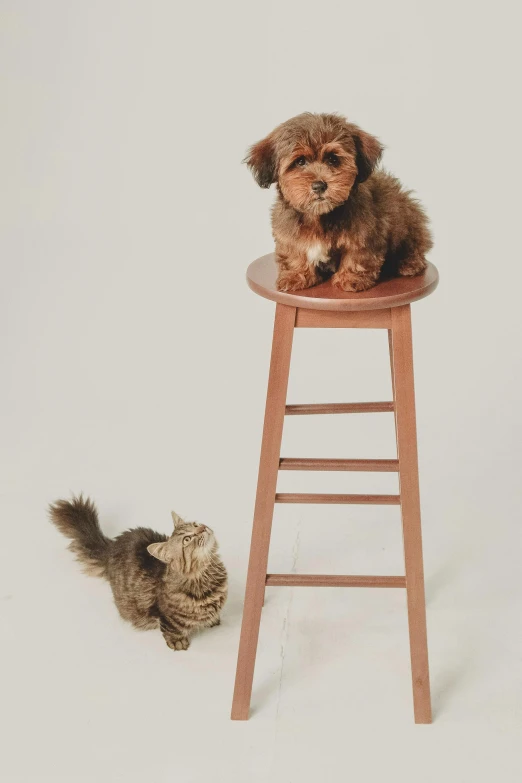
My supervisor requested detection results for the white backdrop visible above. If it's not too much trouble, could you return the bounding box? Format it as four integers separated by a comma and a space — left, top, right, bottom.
1, 2, 521, 782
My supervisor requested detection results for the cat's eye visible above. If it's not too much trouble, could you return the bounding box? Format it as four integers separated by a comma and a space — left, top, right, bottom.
183, 536, 192, 544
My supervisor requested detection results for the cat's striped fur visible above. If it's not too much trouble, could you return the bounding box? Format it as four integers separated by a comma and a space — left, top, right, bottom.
49, 495, 227, 650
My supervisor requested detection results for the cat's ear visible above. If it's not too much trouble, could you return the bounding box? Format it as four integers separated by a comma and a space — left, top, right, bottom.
171, 510, 183, 528
147, 541, 171, 563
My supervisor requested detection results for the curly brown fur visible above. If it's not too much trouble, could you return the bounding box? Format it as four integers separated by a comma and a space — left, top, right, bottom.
49, 496, 227, 651
245, 112, 432, 292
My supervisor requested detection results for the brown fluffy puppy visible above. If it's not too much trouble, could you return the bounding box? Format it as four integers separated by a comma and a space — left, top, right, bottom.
246, 113, 432, 292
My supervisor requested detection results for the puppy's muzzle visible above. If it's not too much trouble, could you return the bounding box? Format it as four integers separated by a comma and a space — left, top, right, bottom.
311, 180, 327, 194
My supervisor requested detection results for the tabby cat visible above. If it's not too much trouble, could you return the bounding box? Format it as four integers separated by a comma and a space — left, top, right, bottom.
49, 495, 227, 650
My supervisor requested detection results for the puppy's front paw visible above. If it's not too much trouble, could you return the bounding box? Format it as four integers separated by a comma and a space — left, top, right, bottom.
399, 257, 428, 277
276, 270, 318, 292
332, 269, 376, 292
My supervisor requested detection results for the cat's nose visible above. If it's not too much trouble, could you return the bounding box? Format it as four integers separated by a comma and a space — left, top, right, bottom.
195, 525, 207, 534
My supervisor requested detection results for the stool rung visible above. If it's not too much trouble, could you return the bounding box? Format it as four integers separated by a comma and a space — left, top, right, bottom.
275, 493, 400, 505
266, 574, 406, 588
279, 458, 399, 472
285, 402, 394, 415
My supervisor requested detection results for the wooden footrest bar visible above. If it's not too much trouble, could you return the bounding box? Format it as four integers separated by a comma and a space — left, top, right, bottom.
275, 493, 401, 505
279, 458, 399, 472
285, 402, 394, 415
266, 574, 406, 588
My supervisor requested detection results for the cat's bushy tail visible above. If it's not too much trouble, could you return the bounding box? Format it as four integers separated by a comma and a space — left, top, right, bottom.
49, 494, 111, 577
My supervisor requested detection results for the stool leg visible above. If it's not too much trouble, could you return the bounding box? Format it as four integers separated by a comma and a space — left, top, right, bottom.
231, 303, 296, 720
390, 305, 432, 724
388, 328, 395, 398
388, 328, 398, 439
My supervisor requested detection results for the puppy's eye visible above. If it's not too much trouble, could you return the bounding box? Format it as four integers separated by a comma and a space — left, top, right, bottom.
183, 536, 192, 544
325, 152, 340, 167
294, 156, 307, 167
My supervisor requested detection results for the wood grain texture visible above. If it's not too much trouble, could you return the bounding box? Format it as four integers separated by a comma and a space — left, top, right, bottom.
266, 574, 406, 588
247, 253, 439, 312
285, 402, 394, 415
279, 458, 399, 472
388, 328, 399, 445
295, 308, 391, 328
390, 305, 432, 724
275, 493, 400, 505
233, 271, 435, 724
231, 304, 296, 721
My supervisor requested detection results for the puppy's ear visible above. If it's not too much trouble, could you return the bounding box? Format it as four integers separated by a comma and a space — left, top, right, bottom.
244, 135, 277, 188
351, 127, 383, 183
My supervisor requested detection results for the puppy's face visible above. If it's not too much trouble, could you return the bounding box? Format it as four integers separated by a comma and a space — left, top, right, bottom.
246, 113, 383, 216
278, 140, 358, 216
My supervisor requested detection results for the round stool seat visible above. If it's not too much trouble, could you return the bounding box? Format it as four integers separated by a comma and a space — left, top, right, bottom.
247, 253, 439, 312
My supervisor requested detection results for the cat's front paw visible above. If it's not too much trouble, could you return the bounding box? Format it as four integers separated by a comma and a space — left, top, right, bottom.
166, 636, 190, 651
209, 617, 221, 628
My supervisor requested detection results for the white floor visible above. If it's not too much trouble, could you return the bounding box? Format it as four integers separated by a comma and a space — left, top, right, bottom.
2, 307, 522, 783
2, 434, 521, 782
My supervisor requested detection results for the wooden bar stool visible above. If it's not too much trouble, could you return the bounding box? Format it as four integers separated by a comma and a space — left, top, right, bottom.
231, 253, 439, 724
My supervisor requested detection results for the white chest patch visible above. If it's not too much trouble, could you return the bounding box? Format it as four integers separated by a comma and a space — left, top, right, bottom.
306, 243, 329, 266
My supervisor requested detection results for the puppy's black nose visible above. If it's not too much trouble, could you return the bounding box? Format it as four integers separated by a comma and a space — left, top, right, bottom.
311, 180, 327, 194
